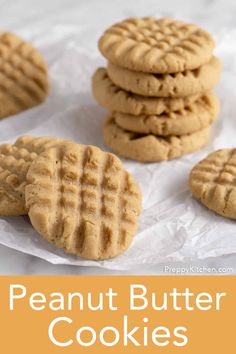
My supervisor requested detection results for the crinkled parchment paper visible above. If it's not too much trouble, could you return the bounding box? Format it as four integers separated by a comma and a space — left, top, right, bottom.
0, 24, 236, 270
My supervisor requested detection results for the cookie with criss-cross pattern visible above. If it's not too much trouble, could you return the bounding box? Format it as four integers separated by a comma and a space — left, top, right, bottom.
25, 142, 142, 260
189, 149, 236, 220
113, 94, 219, 136
0, 136, 63, 216
103, 115, 210, 162
99, 17, 214, 73
107, 57, 221, 97
92, 67, 201, 115
0, 32, 49, 120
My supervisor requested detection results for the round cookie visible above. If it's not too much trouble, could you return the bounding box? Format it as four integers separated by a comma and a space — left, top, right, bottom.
25, 142, 142, 260
114, 94, 219, 136
99, 17, 214, 74
0, 136, 63, 216
107, 57, 221, 97
103, 116, 210, 162
189, 149, 236, 220
92, 68, 200, 115
0, 32, 49, 120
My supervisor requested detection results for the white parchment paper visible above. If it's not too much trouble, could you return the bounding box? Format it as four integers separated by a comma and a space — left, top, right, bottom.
0, 24, 236, 270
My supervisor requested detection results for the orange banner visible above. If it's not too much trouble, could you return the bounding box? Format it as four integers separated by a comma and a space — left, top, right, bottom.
0, 276, 235, 353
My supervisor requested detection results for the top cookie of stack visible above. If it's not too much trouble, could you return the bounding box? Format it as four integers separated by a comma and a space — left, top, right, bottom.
92, 17, 221, 162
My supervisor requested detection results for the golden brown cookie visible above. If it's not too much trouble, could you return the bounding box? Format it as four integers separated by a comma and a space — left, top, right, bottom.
114, 94, 219, 136
99, 17, 214, 74
0, 32, 49, 120
25, 142, 142, 260
189, 149, 236, 220
92, 67, 200, 115
107, 57, 221, 97
103, 116, 210, 162
0, 136, 63, 216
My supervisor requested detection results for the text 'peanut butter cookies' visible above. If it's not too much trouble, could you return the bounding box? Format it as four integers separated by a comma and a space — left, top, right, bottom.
25, 142, 142, 260
0, 32, 49, 120
103, 116, 210, 162
99, 17, 214, 74
189, 149, 236, 220
92, 68, 200, 115
0, 136, 63, 216
107, 57, 221, 97
114, 94, 219, 136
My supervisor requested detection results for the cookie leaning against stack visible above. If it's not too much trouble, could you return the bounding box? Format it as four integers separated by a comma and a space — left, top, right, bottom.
0, 136, 141, 260
92, 17, 221, 162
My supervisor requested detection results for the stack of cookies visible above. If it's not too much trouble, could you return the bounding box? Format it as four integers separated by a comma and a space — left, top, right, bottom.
0, 136, 141, 260
92, 17, 221, 162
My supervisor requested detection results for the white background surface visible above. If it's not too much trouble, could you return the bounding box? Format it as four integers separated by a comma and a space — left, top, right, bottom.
0, 0, 236, 275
